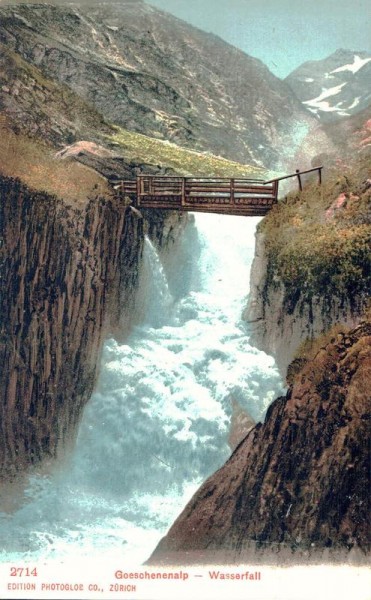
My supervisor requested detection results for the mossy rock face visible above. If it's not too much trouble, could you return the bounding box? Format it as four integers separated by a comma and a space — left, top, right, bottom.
0, 43, 111, 148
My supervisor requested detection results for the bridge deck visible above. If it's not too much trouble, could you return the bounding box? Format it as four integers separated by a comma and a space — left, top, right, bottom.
120, 176, 278, 216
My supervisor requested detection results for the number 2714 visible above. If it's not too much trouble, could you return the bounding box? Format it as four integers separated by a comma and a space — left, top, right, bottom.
10, 567, 38, 577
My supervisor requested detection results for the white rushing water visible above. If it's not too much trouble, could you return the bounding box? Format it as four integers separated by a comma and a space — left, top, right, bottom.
0, 214, 283, 565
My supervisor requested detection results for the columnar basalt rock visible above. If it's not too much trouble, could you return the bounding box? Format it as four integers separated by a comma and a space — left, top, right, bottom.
0, 176, 135, 478
0, 175, 186, 480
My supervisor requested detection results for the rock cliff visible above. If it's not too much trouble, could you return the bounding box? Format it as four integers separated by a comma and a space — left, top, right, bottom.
149, 321, 371, 565
244, 231, 365, 375
245, 152, 371, 374
0, 173, 186, 480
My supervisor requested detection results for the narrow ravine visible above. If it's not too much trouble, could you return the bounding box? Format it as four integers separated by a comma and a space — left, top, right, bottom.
0, 214, 283, 565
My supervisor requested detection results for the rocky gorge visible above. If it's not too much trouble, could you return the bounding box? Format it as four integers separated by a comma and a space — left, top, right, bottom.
0, 0, 370, 568
149, 109, 371, 563
149, 321, 370, 564
148, 111, 371, 563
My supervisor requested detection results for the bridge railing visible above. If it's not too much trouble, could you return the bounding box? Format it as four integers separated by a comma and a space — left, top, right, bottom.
119, 167, 323, 214
121, 176, 279, 208
265, 166, 323, 191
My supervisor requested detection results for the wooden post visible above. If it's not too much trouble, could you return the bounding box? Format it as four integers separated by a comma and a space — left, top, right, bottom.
273, 180, 279, 203
181, 178, 186, 207
318, 167, 322, 186
136, 176, 141, 207
296, 169, 303, 192
230, 178, 235, 205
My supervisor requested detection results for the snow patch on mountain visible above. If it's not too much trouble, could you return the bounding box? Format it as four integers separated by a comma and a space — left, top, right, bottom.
303, 82, 350, 116
347, 96, 361, 110
285, 50, 371, 122
330, 54, 371, 75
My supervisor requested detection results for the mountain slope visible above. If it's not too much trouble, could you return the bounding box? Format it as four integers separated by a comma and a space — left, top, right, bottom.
0, 0, 317, 169
321, 105, 371, 158
0, 42, 262, 189
286, 49, 371, 122
0, 42, 112, 144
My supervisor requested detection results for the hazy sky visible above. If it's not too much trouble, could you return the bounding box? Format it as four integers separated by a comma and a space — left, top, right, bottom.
149, 0, 371, 78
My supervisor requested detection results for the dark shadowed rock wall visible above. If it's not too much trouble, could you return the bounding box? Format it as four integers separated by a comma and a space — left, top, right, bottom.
0, 175, 186, 480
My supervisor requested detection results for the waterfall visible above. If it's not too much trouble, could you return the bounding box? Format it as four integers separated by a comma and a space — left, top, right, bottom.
0, 214, 283, 565
136, 236, 174, 327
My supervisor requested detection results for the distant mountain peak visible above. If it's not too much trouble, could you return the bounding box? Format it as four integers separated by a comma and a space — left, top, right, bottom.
285, 49, 371, 123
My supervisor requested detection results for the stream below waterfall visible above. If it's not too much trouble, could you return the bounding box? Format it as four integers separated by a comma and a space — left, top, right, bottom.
0, 214, 284, 565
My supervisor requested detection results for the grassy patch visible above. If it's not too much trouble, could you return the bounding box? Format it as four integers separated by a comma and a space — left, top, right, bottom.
259, 166, 371, 312
0, 122, 110, 206
109, 126, 264, 177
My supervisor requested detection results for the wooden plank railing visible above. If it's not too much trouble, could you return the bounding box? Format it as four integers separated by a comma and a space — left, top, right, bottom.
119, 167, 322, 216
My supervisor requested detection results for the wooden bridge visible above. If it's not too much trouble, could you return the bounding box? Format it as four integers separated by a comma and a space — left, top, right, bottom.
119, 167, 323, 217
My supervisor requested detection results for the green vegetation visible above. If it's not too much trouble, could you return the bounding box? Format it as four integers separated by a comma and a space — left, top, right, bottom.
109, 126, 264, 177
259, 167, 371, 314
